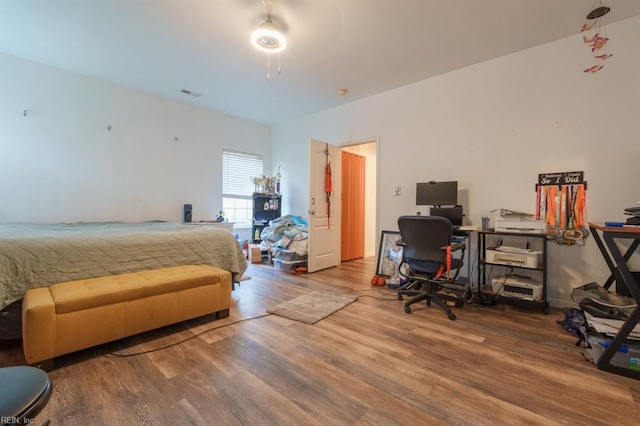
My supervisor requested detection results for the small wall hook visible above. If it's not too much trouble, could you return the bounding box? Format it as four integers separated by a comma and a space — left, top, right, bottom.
23, 110, 27, 117
107, 124, 112, 131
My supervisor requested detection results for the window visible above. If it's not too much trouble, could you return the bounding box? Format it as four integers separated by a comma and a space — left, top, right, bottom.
222, 150, 263, 226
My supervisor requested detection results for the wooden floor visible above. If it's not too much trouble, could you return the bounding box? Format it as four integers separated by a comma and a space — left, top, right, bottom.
2, 257, 640, 425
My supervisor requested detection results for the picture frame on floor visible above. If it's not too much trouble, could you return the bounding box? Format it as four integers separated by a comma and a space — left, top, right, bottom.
376, 230, 403, 277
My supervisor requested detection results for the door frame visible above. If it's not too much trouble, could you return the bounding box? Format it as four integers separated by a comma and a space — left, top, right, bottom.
340, 137, 379, 260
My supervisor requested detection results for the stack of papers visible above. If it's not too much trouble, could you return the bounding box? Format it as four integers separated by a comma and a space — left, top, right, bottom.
585, 312, 640, 340
624, 206, 640, 217
571, 282, 637, 309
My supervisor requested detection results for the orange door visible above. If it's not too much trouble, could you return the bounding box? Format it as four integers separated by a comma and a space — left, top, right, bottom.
341, 151, 365, 261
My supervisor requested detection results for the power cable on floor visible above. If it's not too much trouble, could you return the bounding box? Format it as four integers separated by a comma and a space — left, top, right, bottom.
107, 283, 400, 357
106, 313, 273, 358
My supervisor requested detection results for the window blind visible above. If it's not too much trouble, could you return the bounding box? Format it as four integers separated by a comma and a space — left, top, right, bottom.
222, 150, 263, 197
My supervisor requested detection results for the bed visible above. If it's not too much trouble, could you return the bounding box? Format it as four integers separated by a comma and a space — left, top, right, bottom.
0, 221, 247, 314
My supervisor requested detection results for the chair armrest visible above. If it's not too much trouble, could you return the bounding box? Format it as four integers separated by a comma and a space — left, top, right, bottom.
440, 242, 466, 252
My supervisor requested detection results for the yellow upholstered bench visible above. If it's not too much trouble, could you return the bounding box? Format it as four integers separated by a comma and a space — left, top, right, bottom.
22, 264, 231, 368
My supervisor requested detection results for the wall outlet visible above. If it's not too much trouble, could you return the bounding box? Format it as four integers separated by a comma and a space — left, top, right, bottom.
393, 186, 401, 196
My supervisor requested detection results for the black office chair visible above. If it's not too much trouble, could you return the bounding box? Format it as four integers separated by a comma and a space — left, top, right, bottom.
396, 215, 467, 320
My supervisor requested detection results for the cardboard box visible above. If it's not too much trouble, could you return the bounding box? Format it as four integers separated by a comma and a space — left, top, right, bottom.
248, 244, 262, 263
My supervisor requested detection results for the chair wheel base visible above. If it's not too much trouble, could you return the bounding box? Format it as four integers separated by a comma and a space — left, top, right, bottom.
447, 312, 457, 320
404, 306, 412, 314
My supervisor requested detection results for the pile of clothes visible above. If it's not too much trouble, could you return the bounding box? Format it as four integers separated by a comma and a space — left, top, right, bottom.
259, 215, 309, 262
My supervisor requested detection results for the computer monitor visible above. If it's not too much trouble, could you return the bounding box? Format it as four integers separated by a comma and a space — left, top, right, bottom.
430, 206, 463, 228
416, 181, 458, 206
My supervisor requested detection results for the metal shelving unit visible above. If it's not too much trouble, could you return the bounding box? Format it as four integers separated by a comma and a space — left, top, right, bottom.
252, 193, 281, 243
477, 229, 549, 313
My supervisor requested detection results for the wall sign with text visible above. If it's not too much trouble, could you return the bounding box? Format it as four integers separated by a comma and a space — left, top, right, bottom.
537, 171, 585, 187
536, 170, 587, 246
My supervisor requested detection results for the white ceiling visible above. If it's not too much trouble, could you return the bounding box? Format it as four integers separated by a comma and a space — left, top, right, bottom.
2, 0, 639, 125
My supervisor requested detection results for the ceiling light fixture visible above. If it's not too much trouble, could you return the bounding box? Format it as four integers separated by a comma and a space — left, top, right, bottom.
251, 0, 286, 79
251, 17, 287, 53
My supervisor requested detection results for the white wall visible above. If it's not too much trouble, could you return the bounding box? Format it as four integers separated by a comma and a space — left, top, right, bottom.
272, 16, 640, 307
0, 53, 271, 224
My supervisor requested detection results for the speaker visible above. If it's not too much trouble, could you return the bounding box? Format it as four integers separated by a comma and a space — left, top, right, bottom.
183, 204, 192, 223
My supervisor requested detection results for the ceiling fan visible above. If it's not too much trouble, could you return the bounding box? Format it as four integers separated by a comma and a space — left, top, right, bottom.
251, 0, 287, 79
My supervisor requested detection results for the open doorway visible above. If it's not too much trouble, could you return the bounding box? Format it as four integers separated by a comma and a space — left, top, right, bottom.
340, 141, 377, 262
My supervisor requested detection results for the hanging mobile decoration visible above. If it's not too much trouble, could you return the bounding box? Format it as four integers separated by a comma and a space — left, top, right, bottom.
536, 171, 588, 246
581, 1, 612, 74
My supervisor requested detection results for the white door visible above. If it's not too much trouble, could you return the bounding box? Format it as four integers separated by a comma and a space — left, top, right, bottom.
308, 138, 341, 272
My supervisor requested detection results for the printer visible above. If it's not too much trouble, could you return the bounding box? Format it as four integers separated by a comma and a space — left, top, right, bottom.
493, 209, 546, 234
492, 275, 543, 301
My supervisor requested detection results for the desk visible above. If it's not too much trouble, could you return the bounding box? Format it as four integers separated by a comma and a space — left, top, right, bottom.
588, 222, 640, 379
397, 226, 475, 301
454, 226, 478, 286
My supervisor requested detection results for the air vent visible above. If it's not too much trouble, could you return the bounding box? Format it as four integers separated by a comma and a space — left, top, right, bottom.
180, 88, 202, 98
